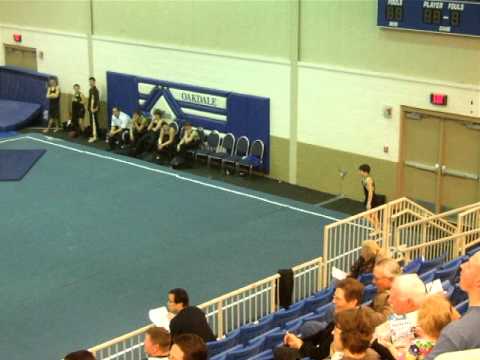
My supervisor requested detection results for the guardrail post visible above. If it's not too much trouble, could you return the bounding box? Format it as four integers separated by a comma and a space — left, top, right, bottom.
316, 257, 323, 291
217, 302, 224, 338
270, 278, 277, 313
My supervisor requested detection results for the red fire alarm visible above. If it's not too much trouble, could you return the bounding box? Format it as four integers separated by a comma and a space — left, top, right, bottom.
430, 93, 448, 106
13, 33, 22, 43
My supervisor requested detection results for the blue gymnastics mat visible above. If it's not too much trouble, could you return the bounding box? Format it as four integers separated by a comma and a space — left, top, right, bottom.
0, 99, 42, 131
0, 149, 46, 181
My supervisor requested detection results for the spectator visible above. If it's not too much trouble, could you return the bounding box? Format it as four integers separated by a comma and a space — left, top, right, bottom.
43, 77, 61, 133
67, 84, 87, 138
371, 258, 401, 324
168, 288, 215, 342
275, 278, 364, 360
176, 122, 200, 155
144, 326, 171, 360
64, 350, 95, 360
169, 334, 207, 360
350, 240, 386, 279
332, 307, 380, 360
106, 107, 132, 151
133, 109, 167, 157
87, 77, 100, 143
155, 122, 177, 162
130, 110, 149, 145
375, 274, 427, 355
425, 252, 480, 359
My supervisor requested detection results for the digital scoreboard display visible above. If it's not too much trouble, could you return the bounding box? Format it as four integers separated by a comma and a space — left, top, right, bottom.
377, 0, 480, 37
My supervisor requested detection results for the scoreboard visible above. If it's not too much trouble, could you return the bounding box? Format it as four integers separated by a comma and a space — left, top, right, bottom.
377, 0, 480, 37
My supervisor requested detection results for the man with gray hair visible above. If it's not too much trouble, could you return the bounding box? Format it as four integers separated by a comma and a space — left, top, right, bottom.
370, 258, 402, 324
425, 252, 480, 359
375, 273, 426, 352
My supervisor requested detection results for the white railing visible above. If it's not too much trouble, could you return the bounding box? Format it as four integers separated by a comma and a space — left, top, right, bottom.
89, 274, 280, 360
292, 256, 324, 303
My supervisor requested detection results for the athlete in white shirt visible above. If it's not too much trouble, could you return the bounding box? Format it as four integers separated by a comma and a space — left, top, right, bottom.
107, 107, 132, 150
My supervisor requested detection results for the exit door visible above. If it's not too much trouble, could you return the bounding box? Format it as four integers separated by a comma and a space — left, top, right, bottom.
400, 109, 480, 213
4, 44, 37, 71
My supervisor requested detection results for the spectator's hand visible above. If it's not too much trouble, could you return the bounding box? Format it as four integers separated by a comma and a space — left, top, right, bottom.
284, 332, 303, 350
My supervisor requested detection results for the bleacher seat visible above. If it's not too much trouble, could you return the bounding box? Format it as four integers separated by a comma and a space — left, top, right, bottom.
254, 330, 285, 351
225, 337, 265, 360
358, 272, 373, 285
237, 317, 276, 344
210, 344, 243, 360
222, 136, 249, 169
272, 301, 304, 328
467, 244, 480, 257
209, 133, 235, 167
419, 268, 436, 283
418, 255, 446, 274
403, 258, 422, 274
208, 332, 241, 358
315, 302, 334, 323
303, 291, 332, 314
434, 266, 459, 284
249, 350, 274, 360
442, 280, 455, 299
283, 318, 303, 333
455, 299, 469, 316
236, 139, 264, 175
451, 285, 468, 306
362, 284, 377, 303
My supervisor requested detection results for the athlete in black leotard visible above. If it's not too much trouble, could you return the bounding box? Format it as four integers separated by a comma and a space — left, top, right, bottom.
43, 78, 61, 133
359, 164, 381, 234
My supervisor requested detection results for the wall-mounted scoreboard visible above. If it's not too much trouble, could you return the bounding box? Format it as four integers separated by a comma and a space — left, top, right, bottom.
377, 0, 480, 37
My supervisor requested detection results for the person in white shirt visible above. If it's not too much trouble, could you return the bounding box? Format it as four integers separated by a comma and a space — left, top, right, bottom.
107, 107, 131, 150
144, 327, 170, 360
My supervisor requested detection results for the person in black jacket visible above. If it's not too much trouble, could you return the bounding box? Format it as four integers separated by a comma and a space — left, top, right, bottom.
167, 288, 215, 343
87, 77, 100, 143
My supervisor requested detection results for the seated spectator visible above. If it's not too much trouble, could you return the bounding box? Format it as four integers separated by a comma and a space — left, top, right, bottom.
332, 307, 381, 360
144, 326, 171, 360
133, 109, 167, 157
130, 110, 149, 145
425, 252, 480, 360
169, 334, 207, 360
106, 107, 132, 150
371, 258, 401, 324
168, 288, 215, 342
350, 240, 386, 279
176, 122, 200, 156
275, 278, 364, 360
155, 122, 177, 162
64, 350, 95, 360
376, 274, 427, 355
395, 294, 459, 360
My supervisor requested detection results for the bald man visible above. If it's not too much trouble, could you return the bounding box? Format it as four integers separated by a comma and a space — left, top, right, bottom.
425, 252, 480, 359
371, 258, 401, 324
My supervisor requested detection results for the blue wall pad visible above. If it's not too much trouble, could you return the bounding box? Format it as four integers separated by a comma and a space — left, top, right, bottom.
0, 149, 46, 181
0, 100, 42, 131
107, 71, 271, 172
0, 66, 57, 128
0, 131, 17, 139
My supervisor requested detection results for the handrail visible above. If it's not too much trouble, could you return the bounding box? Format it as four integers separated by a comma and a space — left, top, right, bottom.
394, 208, 456, 234
89, 323, 153, 353
401, 228, 480, 252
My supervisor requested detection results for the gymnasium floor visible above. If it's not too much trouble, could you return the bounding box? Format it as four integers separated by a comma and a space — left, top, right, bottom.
0, 133, 347, 360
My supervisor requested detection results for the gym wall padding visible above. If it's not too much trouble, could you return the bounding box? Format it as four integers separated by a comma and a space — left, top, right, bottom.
0, 66, 56, 126
107, 71, 270, 172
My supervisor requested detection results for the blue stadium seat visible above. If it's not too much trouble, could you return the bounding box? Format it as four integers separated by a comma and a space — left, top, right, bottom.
418, 255, 446, 274
440, 257, 467, 270
403, 258, 422, 274
434, 266, 459, 284
358, 272, 373, 286
249, 349, 274, 360
455, 299, 469, 316
442, 280, 455, 299
222, 136, 249, 169
451, 285, 468, 306
210, 344, 243, 360
208, 330, 241, 357
237, 318, 276, 344
315, 302, 335, 323
283, 318, 303, 333
236, 139, 265, 175
419, 268, 436, 283
362, 284, 377, 303
272, 301, 304, 328
255, 330, 285, 351
225, 337, 264, 360
303, 292, 332, 314
467, 244, 480, 257
209, 133, 235, 167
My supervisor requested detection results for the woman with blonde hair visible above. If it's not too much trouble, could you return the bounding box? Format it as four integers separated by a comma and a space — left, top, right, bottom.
350, 240, 387, 279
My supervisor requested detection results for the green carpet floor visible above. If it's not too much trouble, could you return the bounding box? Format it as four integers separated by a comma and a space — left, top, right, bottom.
0, 134, 346, 360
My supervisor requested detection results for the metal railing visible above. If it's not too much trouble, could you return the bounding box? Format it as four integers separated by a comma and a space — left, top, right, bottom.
457, 206, 480, 253
401, 228, 480, 263
89, 274, 280, 360
322, 197, 436, 286
292, 256, 324, 303
394, 202, 480, 253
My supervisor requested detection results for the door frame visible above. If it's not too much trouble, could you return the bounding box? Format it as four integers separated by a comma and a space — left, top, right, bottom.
397, 106, 480, 212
